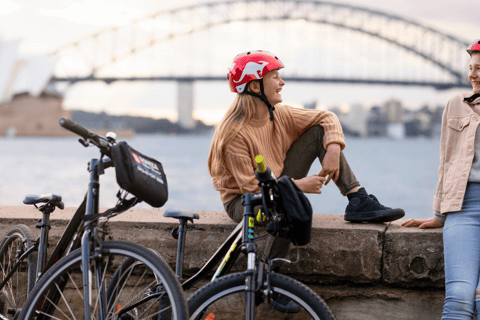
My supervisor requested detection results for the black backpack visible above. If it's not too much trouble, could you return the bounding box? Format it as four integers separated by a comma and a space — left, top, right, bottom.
276, 176, 313, 246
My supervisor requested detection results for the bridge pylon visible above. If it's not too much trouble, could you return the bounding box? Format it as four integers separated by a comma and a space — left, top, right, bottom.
177, 80, 195, 129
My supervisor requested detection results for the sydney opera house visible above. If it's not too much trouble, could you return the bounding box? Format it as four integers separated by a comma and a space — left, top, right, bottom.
0, 38, 70, 136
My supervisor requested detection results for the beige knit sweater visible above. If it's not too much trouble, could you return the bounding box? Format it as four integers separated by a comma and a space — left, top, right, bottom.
211, 104, 346, 204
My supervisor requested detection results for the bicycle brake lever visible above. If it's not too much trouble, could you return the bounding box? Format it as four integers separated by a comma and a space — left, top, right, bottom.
78, 138, 89, 147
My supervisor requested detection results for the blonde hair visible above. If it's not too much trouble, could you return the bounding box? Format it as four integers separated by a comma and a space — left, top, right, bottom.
208, 93, 257, 177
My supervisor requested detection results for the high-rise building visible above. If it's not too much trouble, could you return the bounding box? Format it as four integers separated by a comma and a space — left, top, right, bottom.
383, 98, 404, 123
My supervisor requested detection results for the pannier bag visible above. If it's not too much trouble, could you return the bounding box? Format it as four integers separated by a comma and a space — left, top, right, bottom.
276, 176, 313, 246
111, 141, 168, 208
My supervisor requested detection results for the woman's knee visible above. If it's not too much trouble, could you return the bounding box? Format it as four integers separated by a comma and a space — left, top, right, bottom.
302, 125, 324, 140
444, 284, 476, 315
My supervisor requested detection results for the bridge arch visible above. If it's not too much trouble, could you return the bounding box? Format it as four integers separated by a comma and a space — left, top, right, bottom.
52, 0, 471, 88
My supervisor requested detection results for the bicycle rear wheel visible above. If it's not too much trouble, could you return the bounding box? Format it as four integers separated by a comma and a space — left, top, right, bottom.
188, 272, 335, 320
19, 241, 188, 320
0, 224, 36, 319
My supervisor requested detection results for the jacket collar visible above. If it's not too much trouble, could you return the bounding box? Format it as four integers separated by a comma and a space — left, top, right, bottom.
463, 92, 480, 104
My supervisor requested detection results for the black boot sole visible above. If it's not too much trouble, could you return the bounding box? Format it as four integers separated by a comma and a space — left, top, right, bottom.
344, 208, 405, 223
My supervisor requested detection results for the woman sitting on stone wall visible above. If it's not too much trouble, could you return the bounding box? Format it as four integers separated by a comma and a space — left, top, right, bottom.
208, 50, 405, 271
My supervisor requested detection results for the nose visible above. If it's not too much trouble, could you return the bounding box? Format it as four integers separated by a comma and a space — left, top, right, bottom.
279, 77, 285, 86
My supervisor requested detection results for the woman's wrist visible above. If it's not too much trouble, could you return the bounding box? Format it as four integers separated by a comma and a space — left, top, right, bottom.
326, 143, 341, 152
433, 211, 446, 225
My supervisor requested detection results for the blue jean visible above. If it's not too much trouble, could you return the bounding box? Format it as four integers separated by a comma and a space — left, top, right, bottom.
443, 182, 480, 319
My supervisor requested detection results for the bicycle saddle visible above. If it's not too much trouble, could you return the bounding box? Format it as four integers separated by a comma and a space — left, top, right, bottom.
163, 209, 199, 220
23, 194, 64, 209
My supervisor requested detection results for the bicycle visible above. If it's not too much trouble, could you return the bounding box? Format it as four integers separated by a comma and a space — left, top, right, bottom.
1, 118, 188, 320
110, 155, 335, 319
187, 155, 334, 319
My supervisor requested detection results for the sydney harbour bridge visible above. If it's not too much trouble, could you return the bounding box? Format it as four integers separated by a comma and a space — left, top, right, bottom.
49, 0, 472, 128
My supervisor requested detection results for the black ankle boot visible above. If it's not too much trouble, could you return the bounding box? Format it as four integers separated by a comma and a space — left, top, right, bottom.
345, 187, 405, 223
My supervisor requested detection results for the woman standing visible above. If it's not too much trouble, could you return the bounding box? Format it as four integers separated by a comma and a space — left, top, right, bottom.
403, 39, 480, 319
208, 50, 404, 226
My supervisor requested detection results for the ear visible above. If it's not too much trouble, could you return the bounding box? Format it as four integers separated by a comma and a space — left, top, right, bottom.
247, 81, 261, 94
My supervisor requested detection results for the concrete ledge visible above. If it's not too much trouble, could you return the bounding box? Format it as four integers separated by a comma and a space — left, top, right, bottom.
0, 206, 444, 319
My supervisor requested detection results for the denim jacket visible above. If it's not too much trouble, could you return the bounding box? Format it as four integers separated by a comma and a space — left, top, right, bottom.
433, 92, 480, 218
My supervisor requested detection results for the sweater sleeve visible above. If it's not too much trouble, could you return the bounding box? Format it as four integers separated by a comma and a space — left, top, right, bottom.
287, 106, 346, 150
223, 137, 260, 195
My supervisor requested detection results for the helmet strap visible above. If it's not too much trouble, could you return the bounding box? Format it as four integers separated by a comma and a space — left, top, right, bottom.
243, 79, 275, 121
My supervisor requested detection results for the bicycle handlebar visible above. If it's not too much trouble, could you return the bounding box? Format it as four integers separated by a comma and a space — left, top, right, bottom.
254, 155, 273, 183
59, 117, 111, 154
59, 117, 91, 140
255, 155, 267, 173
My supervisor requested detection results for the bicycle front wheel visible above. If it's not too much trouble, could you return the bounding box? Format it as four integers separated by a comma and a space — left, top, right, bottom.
0, 224, 36, 319
188, 272, 335, 320
19, 241, 188, 320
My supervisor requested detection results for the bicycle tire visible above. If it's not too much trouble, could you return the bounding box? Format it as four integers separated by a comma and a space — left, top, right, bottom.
188, 272, 335, 320
19, 241, 188, 320
0, 224, 37, 319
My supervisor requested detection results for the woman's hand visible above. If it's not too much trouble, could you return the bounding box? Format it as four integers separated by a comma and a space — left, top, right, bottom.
294, 176, 326, 194
319, 143, 341, 185
401, 218, 444, 229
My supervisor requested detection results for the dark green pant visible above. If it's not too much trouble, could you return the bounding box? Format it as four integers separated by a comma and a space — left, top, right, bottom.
223, 125, 360, 258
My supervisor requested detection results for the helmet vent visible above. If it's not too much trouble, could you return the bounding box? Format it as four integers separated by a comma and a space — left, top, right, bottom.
247, 52, 251, 55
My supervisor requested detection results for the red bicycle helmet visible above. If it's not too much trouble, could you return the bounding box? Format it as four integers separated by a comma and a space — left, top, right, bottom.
467, 39, 480, 56
227, 50, 284, 121
228, 50, 284, 93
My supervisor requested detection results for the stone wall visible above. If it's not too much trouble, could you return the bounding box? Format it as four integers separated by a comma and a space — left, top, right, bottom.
0, 206, 445, 319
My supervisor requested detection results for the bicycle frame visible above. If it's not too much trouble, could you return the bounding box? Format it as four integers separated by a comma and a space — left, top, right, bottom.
180, 222, 243, 290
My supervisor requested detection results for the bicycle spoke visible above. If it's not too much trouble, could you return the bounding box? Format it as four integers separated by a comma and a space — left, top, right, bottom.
92, 257, 110, 319
67, 270, 84, 300
43, 287, 75, 320
140, 300, 174, 320
108, 262, 161, 316
35, 309, 68, 320
106, 262, 135, 314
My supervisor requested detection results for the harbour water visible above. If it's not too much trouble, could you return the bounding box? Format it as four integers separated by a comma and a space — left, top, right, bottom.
0, 134, 440, 220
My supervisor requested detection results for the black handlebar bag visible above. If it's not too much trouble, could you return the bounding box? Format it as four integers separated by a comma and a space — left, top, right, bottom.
276, 176, 313, 246
111, 141, 168, 208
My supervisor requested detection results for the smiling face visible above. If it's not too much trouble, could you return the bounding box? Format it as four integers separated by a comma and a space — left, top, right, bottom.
262, 69, 285, 105
469, 52, 480, 94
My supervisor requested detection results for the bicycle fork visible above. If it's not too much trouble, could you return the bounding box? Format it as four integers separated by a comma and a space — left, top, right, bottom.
241, 192, 263, 320
82, 158, 108, 320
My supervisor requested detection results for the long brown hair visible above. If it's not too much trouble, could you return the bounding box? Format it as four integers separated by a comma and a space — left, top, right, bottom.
208, 93, 257, 177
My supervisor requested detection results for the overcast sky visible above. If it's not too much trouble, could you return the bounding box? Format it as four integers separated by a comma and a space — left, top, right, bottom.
1, 0, 480, 123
